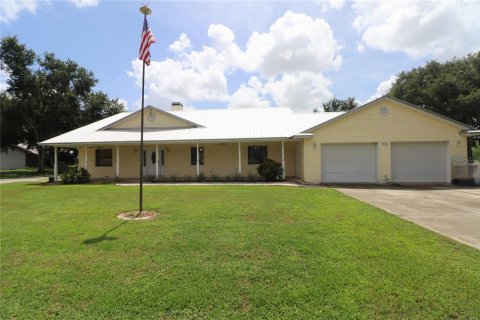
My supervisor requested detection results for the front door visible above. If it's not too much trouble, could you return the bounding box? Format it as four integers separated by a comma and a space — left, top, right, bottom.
143, 147, 157, 177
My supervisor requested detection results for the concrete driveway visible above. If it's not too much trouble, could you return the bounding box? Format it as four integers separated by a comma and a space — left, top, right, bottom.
0, 176, 49, 184
334, 185, 480, 250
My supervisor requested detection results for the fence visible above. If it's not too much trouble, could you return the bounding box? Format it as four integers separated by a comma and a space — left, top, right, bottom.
451, 159, 480, 180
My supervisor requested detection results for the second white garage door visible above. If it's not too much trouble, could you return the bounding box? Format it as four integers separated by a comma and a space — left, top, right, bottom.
391, 142, 447, 183
322, 143, 377, 183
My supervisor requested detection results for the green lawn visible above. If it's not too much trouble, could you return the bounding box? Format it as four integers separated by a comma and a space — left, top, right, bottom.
1, 183, 479, 319
0, 167, 53, 179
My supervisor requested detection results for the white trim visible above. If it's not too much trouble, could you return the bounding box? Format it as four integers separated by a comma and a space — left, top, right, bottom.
54, 146, 58, 181
98, 105, 204, 131
446, 141, 451, 183
84, 146, 88, 171
155, 144, 159, 180
461, 130, 480, 136
238, 142, 242, 174
196, 143, 200, 176
39, 137, 297, 147
281, 141, 285, 180
116, 145, 120, 177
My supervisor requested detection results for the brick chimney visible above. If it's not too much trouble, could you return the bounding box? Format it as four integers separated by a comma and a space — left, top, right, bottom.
171, 102, 183, 111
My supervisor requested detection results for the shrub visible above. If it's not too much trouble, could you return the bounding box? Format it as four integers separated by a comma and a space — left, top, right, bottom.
145, 175, 156, 182
247, 172, 258, 182
257, 159, 283, 182
184, 174, 193, 182
169, 174, 177, 182
209, 171, 220, 182
224, 174, 233, 182
233, 172, 243, 182
61, 167, 90, 184
197, 172, 206, 182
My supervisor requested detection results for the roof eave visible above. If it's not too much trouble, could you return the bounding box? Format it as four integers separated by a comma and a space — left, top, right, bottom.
98, 105, 204, 131
461, 130, 480, 137
38, 136, 300, 147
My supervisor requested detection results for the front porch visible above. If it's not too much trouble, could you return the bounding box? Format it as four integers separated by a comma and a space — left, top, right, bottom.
54, 141, 298, 181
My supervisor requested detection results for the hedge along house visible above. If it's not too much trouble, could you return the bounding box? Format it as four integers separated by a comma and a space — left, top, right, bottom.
40, 96, 478, 184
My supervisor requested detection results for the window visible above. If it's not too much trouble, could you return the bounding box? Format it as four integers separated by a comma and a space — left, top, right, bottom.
151, 151, 156, 164
191, 146, 204, 165
248, 146, 267, 164
96, 149, 112, 167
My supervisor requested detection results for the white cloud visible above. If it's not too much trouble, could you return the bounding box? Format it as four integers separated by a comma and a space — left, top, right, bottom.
128, 11, 341, 112
229, 84, 271, 109
0, 69, 9, 92
0, 0, 99, 23
356, 42, 365, 53
169, 33, 192, 53
265, 72, 332, 112
128, 57, 229, 110
353, 1, 480, 60
319, 0, 345, 12
69, 0, 99, 8
368, 75, 398, 102
0, 0, 39, 23
117, 98, 128, 110
246, 11, 342, 77
327, 0, 345, 10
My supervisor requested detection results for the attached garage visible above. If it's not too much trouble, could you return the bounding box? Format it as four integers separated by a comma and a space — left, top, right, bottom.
321, 143, 377, 183
391, 142, 448, 183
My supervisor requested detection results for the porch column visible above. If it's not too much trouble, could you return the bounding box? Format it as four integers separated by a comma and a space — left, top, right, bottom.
54, 146, 58, 181
84, 146, 88, 170
281, 141, 285, 180
155, 144, 159, 180
116, 145, 120, 177
238, 142, 242, 174
196, 143, 200, 176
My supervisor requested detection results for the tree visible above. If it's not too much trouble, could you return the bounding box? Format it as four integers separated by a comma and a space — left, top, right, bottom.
0, 92, 26, 151
322, 97, 358, 112
0, 36, 125, 171
81, 91, 125, 126
388, 52, 480, 129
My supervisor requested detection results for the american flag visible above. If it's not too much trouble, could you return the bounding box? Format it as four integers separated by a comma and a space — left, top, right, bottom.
139, 16, 155, 66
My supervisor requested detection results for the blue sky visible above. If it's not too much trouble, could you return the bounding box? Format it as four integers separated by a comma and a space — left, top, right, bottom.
1, 0, 479, 112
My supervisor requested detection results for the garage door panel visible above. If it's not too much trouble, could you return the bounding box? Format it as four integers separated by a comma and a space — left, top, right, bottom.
322, 144, 376, 183
392, 142, 447, 183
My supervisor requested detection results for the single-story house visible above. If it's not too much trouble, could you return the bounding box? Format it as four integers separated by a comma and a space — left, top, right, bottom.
39, 96, 478, 183
1, 144, 38, 170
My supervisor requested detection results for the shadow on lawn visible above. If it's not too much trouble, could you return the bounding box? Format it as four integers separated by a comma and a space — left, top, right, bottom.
83, 220, 129, 245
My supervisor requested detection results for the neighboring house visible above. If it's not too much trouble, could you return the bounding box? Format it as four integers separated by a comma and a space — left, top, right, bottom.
0, 144, 38, 170
39, 96, 478, 183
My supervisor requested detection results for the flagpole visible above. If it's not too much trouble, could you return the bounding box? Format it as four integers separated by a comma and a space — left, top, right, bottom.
139, 58, 145, 214
138, 5, 152, 215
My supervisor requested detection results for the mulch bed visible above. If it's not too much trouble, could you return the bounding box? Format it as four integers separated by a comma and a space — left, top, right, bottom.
117, 210, 158, 220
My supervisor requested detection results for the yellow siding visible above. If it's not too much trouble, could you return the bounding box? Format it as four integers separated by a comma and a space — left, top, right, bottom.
78, 146, 117, 178
303, 99, 467, 183
113, 109, 193, 129
78, 141, 296, 179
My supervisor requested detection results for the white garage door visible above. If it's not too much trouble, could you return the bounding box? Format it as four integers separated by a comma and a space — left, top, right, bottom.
392, 142, 447, 183
322, 143, 377, 183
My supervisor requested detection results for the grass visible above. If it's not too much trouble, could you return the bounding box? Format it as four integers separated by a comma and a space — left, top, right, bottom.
1, 183, 479, 319
0, 167, 53, 179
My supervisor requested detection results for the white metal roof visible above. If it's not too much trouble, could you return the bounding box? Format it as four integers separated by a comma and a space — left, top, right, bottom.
39, 107, 344, 146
